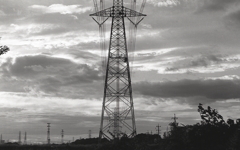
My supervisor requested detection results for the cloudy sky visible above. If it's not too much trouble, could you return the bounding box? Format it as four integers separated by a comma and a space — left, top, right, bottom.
1, 0, 240, 144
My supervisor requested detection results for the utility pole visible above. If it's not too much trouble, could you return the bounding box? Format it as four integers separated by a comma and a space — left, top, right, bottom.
47, 123, 50, 145
90, 0, 146, 140
0, 134, 2, 144
156, 124, 161, 135
61, 129, 64, 144
18, 131, 21, 145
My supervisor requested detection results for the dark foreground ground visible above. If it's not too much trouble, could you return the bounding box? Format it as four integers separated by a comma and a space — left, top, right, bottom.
0, 144, 96, 150
0, 143, 159, 150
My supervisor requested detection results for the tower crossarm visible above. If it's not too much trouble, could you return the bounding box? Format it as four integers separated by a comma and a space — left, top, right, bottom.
90, 6, 146, 17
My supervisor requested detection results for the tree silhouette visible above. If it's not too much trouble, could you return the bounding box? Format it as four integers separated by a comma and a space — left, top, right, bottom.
0, 45, 9, 55
198, 104, 225, 126
227, 119, 235, 127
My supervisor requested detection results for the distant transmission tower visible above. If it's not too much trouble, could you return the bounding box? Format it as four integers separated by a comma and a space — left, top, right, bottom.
18, 131, 21, 145
90, 0, 146, 140
61, 129, 64, 144
172, 114, 178, 125
24, 132, 27, 145
89, 130, 91, 139
156, 124, 161, 135
171, 114, 178, 131
47, 123, 51, 145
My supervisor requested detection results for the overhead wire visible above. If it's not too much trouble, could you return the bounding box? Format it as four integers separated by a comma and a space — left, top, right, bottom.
127, 1, 132, 70
131, 0, 146, 73
101, 0, 107, 79
93, 0, 107, 83
99, 0, 107, 84
131, 0, 137, 74
99, 0, 105, 83
139, 0, 146, 21
128, 0, 137, 74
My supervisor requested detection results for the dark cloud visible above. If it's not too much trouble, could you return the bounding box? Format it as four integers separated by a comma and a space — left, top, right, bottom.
0, 55, 102, 98
165, 54, 223, 71
67, 47, 100, 59
0, 78, 27, 92
74, 42, 102, 51
225, 10, 240, 29
2, 55, 100, 79
134, 79, 240, 100
3, 55, 72, 77
0, 107, 25, 113
197, 0, 239, 12
165, 67, 179, 72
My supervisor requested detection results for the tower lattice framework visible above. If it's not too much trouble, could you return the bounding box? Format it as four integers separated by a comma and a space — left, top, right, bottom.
90, 0, 146, 140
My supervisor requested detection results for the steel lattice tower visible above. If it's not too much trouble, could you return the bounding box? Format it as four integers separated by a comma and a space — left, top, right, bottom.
90, 0, 146, 140
24, 132, 27, 145
61, 129, 64, 144
47, 123, 50, 144
18, 131, 21, 145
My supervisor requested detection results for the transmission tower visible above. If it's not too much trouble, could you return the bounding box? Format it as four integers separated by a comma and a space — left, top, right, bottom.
170, 114, 178, 131
90, 0, 146, 140
172, 114, 178, 125
47, 123, 50, 145
18, 131, 21, 145
24, 132, 27, 145
61, 129, 64, 144
89, 130, 91, 139
156, 124, 161, 135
